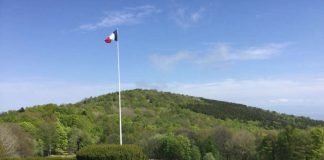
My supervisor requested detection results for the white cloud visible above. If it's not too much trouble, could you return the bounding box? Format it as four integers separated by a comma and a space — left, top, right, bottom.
150, 43, 288, 70
195, 43, 288, 64
135, 81, 168, 90
172, 7, 205, 28
269, 98, 289, 103
79, 5, 160, 30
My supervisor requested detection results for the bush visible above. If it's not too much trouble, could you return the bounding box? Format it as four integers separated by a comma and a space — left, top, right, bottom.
1, 158, 21, 160
44, 157, 76, 160
153, 134, 197, 160
76, 144, 147, 160
0, 157, 75, 160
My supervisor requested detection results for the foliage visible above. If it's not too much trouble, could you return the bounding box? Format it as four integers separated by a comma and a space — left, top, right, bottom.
76, 144, 147, 160
257, 131, 278, 160
0, 157, 75, 160
153, 134, 193, 160
185, 98, 324, 129
257, 126, 324, 160
225, 130, 256, 160
0, 124, 18, 157
0, 123, 33, 158
0, 89, 323, 159
191, 145, 201, 160
54, 120, 68, 154
203, 152, 216, 160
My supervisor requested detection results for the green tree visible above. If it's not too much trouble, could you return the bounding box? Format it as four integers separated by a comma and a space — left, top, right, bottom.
203, 152, 216, 160
191, 145, 201, 160
309, 127, 324, 159
276, 126, 309, 160
39, 122, 56, 155
276, 127, 294, 159
54, 120, 68, 154
68, 127, 92, 153
156, 134, 192, 160
257, 132, 277, 160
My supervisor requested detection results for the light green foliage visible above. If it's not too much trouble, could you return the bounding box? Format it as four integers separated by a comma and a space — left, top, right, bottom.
19, 121, 37, 135
203, 152, 216, 160
76, 144, 147, 160
54, 120, 68, 154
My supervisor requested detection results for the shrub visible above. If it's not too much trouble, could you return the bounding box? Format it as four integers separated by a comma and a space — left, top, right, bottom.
0, 157, 75, 160
154, 134, 193, 160
44, 157, 76, 160
1, 158, 21, 160
76, 144, 147, 160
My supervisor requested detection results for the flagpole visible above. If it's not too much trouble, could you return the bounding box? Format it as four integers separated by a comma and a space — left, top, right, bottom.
116, 27, 122, 145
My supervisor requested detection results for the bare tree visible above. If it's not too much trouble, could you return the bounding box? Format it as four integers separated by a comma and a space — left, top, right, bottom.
0, 124, 18, 157
225, 130, 256, 160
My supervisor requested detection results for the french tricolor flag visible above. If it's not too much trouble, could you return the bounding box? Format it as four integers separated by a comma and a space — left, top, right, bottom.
105, 30, 118, 43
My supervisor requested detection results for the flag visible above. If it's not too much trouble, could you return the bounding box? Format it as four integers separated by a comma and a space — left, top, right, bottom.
105, 30, 118, 43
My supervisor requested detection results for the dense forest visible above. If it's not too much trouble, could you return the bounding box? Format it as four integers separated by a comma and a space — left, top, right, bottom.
0, 89, 323, 160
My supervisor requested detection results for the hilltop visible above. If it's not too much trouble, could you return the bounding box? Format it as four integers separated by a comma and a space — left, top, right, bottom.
75, 89, 324, 128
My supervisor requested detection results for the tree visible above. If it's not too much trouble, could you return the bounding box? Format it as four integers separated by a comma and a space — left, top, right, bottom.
211, 126, 232, 159
17, 107, 25, 112
0, 124, 18, 157
39, 122, 56, 156
155, 134, 193, 160
309, 127, 324, 159
257, 131, 278, 160
0, 123, 33, 158
53, 120, 68, 154
191, 145, 201, 160
203, 152, 216, 160
9, 124, 33, 157
276, 126, 294, 159
225, 130, 256, 160
276, 126, 309, 160
68, 127, 92, 153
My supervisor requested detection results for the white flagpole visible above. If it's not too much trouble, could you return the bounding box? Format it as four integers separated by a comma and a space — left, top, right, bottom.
116, 27, 122, 145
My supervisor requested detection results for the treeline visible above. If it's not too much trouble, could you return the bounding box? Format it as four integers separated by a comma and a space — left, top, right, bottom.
185, 99, 324, 129
0, 89, 323, 159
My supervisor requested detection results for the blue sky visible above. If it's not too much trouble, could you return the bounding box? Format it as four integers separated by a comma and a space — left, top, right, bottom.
1, 0, 324, 120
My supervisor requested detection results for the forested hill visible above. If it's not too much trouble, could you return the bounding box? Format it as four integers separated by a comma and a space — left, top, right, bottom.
1, 89, 324, 159
77, 89, 324, 128
2, 89, 323, 128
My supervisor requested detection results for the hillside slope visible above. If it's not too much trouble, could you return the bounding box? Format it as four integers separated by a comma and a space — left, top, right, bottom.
81, 89, 323, 128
